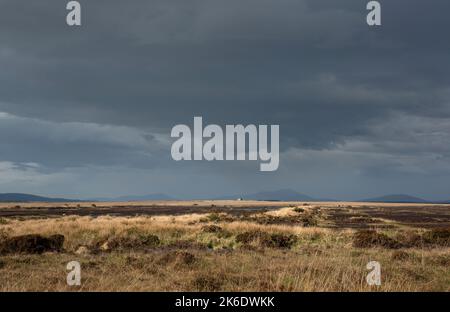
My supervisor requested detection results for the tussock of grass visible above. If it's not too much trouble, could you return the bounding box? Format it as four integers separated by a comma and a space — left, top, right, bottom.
92, 233, 160, 252
0, 234, 65, 255
191, 274, 223, 291
423, 228, 450, 247
157, 251, 197, 267
353, 230, 402, 249
391, 250, 415, 261
235, 230, 297, 249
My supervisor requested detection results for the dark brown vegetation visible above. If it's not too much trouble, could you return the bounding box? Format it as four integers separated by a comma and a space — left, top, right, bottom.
353, 230, 402, 249
157, 251, 197, 266
0, 234, 64, 255
191, 274, 223, 291
201, 225, 223, 233
354, 228, 450, 249
93, 232, 160, 252
236, 230, 296, 249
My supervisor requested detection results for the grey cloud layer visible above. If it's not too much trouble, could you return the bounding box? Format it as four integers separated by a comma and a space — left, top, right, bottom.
0, 0, 449, 198
0, 112, 169, 169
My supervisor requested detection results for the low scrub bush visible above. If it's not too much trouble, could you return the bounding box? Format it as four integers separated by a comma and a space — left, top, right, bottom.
353, 230, 401, 249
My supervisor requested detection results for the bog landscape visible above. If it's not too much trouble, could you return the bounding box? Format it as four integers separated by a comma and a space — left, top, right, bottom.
0, 200, 449, 291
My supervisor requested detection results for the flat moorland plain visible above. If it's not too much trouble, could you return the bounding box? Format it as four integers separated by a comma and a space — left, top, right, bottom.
0, 201, 449, 291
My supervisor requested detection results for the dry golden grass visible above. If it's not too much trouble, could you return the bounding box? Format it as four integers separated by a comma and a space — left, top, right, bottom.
0, 202, 449, 292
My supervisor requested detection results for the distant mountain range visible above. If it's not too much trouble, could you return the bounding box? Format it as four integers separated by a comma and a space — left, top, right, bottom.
0, 193, 81, 203
0, 191, 448, 203
218, 190, 448, 203
0, 192, 174, 203
360, 194, 430, 203
89, 193, 175, 202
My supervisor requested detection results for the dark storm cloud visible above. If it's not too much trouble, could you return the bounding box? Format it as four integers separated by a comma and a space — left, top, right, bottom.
0, 0, 449, 198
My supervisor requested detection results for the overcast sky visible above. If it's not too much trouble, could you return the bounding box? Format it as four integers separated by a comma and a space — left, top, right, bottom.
0, 0, 449, 200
